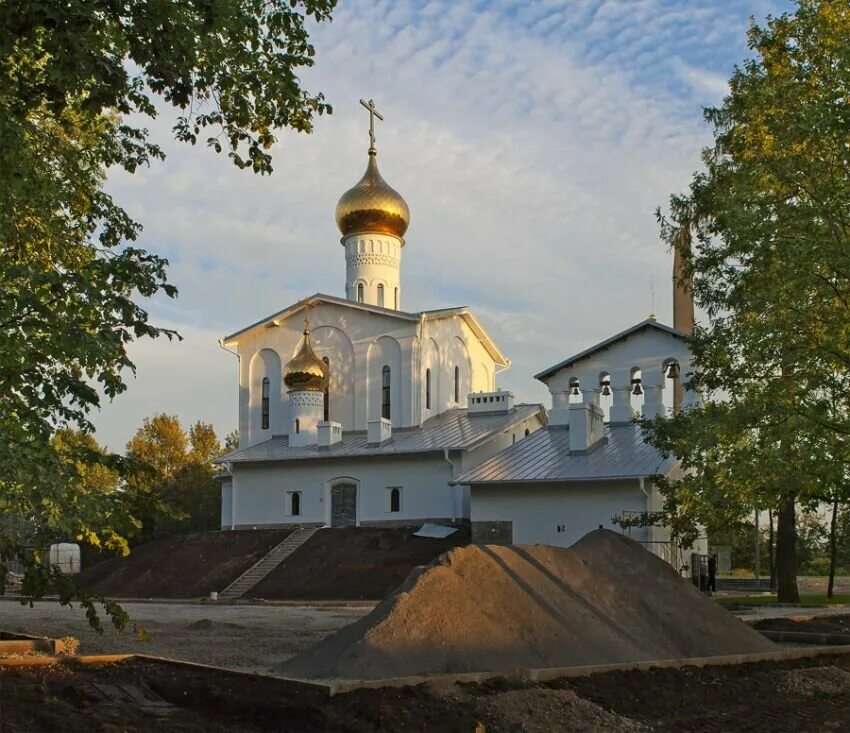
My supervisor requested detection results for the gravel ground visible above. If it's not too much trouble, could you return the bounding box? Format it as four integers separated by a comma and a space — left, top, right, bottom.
0, 599, 369, 675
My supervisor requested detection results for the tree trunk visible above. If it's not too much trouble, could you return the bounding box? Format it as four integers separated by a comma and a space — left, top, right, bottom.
828, 496, 839, 599
768, 509, 776, 591
776, 497, 800, 603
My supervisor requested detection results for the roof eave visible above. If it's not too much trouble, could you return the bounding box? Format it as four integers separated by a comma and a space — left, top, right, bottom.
222, 292, 419, 345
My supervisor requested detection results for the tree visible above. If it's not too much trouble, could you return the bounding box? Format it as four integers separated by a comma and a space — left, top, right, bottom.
126, 415, 224, 539
127, 414, 189, 489
224, 430, 240, 453
0, 1, 335, 626
645, 0, 850, 602
189, 422, 222, 467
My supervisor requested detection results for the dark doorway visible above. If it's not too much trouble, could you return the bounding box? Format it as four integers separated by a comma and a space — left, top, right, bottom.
331, 483, 357, 527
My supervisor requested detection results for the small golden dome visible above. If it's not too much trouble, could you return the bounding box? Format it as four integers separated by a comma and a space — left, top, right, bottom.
283, 329, 328, 393
335, 151, 409, 239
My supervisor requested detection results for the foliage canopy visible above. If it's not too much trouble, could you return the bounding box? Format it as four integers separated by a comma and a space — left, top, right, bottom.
645, 0, 850, 601
0, 0, 335, 625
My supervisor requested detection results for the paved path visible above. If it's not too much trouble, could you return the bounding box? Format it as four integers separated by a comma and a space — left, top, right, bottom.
0, 598, 368, 676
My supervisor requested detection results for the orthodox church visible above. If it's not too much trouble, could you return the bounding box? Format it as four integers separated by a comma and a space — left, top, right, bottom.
216, 102, 546, 529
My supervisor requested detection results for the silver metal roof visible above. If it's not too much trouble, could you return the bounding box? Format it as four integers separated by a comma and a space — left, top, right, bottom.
534, 319, 689, 382
450, 422, 675, 485
217, 404, 544, 464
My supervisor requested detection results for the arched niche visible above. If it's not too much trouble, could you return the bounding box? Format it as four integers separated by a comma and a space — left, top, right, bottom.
311, 325, 356, 430
367, 335, 402, 423
447, 336, 471, 408
248, 348, 281, 444
422, 337, 441, 417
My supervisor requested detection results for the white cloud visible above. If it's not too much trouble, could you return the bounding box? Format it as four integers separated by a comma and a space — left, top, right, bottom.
92, 0, 788, 447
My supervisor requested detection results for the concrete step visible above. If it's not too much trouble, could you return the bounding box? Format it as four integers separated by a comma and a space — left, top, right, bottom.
219, 528, 318, 599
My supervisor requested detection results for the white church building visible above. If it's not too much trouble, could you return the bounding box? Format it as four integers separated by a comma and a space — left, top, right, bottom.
452, 318, 702, 559
216, 101, 704, 567
216, 104, 546, 529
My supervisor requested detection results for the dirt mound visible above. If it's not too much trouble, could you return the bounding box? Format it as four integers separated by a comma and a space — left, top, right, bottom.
77, 529, 290, 598
281, 530, 775, 680
248, 525, 469, 600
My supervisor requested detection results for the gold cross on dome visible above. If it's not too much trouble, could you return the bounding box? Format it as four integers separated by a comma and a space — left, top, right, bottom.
303, 302, 312, 334
360, 98, 384, 153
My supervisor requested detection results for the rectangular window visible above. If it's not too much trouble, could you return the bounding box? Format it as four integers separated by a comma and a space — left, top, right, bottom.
381, 365, 391, 420
287, 491, 302, 517
261, 377, 270, 430
386, 487, 402, 513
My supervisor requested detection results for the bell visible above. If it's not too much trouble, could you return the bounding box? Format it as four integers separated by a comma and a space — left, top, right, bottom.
666, 362, 680, 379
571, 385, 580, 396
601, 384, 611, 396
632, 381, 643, 396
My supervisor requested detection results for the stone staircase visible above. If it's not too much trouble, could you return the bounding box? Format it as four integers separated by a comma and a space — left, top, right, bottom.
219, 527, 318, 599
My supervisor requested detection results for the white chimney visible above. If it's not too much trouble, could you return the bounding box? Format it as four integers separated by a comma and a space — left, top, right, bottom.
568, 402, 605, 452
467, 390, 514, 414
368, 417, 392, 446
548, 390, 570, 427
317, 421, 343, 448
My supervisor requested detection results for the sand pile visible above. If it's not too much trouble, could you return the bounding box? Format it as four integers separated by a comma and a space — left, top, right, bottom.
281, 530, 774, 680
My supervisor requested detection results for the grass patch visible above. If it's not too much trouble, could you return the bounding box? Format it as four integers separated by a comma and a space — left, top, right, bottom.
717, 594, 850, 606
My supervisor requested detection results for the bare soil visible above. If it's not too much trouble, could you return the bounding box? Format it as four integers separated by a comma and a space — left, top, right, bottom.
76, 529, 291, 598
2, 653, 850, 732
0, 599, 367, 675
753, 613, 850, 635
283, 530, 775, 680
249, 525, 470, 601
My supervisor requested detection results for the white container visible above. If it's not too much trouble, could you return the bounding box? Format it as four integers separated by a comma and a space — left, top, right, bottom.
48, 543, 81, 575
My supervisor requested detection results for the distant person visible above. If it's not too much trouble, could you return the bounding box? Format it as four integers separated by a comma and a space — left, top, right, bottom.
708, 554, 717, 593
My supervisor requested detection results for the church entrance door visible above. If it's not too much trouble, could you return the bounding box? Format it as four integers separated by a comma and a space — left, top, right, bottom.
331, 483, 357, 527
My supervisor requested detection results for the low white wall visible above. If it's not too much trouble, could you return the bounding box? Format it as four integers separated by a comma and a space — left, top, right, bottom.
471, 479, 649, 547
230, 454, 459, 528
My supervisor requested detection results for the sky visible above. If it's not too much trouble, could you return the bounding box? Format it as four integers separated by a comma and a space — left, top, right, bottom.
94, 0, 791, 451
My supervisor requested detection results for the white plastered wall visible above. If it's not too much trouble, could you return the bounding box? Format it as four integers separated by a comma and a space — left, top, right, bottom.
226, 454, 457, 528
232, 302, 506, 446
541, 327, 694, 422
343, 234, 403, 309
471, 479, 650, 547
418, 316, 498, 422
235, 302, 419, 445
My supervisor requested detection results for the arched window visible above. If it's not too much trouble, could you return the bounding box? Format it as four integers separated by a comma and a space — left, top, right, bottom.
389, 487, 400, 513
322, 356, 330, 422
357, 283, 364, 303
525, 428, 530, 437
290, 491, 301, 517
295, 418, 300, 434
261, 377, 270, 430
377, 284, 384, 307
454, 365, 460, 403
382, 365, 391, 420
394, 287, 398, 310
425, 368, 431, 410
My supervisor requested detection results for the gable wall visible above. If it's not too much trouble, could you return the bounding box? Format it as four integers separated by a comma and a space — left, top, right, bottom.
230, 303, 506, 447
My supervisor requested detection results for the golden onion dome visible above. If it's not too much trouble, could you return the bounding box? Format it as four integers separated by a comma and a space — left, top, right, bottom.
335, 151, 409, 240
282, 329, 328, 393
